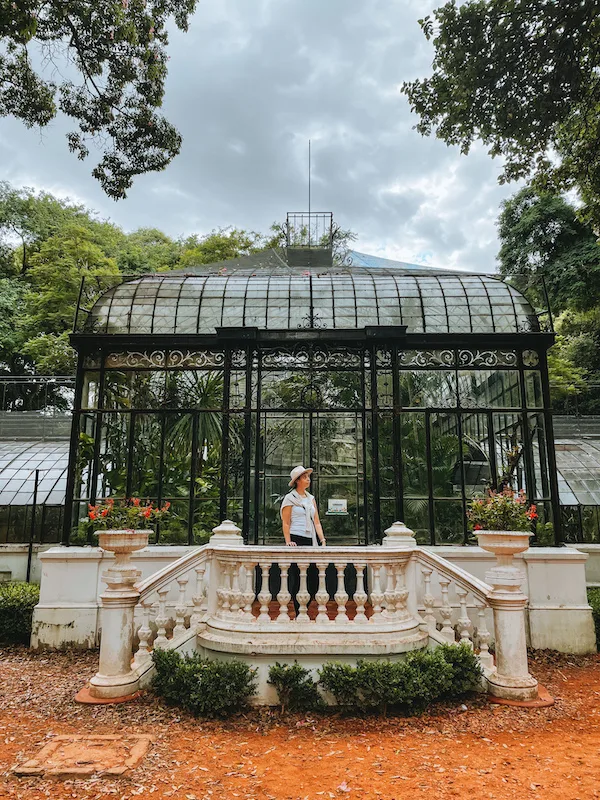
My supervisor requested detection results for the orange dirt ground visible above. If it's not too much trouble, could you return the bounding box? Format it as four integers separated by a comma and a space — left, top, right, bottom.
1, 646, 600, 800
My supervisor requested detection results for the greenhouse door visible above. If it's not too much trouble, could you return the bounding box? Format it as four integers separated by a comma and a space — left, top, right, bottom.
256, 411, 366, 545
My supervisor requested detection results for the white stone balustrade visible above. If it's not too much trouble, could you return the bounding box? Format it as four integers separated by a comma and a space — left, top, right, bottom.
85, 520, 541, 703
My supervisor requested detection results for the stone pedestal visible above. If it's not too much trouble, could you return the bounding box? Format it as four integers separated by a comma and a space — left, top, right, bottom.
382, 521, 417, 549
89, 530, 150, 700
477, 530, 538, 702
209, 519, 244, 547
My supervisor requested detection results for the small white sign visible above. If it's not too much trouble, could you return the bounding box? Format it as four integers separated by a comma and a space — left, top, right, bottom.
327, 498, 348, 515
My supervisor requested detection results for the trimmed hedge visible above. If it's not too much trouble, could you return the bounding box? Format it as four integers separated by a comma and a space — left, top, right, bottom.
0, 582, 40, 645
152, 649, 257, 717
320, 644, 482, 715
267, 662, 324, 713
587, 588, 600, 648
151, 644, 482, 718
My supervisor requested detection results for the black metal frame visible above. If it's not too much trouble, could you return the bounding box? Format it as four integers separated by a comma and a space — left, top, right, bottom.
64, 325, 559, 547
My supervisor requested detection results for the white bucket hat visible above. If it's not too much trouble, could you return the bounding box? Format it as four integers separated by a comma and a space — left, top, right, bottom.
289, 465, 313, 488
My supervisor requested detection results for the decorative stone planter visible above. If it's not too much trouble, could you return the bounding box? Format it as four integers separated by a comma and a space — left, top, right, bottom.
88, 530, 150, 700
476, 529, 538, 702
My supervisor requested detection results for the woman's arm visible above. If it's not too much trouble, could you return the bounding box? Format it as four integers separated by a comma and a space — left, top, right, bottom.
313, 499, 326, 545
281, 505, 296, 546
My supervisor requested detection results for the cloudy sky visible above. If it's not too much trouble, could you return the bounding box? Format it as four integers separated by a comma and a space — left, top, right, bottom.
0, 0, 516, 272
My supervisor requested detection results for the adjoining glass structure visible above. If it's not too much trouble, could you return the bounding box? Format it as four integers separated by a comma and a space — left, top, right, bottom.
64, 214, 560, 546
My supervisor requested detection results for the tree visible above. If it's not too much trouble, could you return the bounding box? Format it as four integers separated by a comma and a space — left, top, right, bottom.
116, 228, 181, 274
178, 228, 267, 268
402, 1, 600, 229
498, 187, 600, 313
0, 182, 124, 274
0, 278, 26, 373
24, 224, 120, 337
0, 1, 198, 199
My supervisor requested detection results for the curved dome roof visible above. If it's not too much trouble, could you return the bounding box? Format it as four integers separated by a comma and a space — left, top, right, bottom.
85, 249, 538, 336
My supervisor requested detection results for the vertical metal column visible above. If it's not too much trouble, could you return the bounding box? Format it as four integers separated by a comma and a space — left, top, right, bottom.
219, 350, 232, 522
538, 348, 563, 544
61, 351, 86, 546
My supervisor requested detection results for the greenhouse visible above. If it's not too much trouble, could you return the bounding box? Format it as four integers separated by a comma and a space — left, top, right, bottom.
58, 214, 560, 547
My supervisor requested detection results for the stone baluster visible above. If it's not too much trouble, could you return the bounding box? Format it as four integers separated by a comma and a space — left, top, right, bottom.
296, 562, 311, 623
439, 577, 455, 643
354, 564, 368, 624
382, 564, 396, 617
456, 586, 473, 648
132, 599, 153, 670
334, 562, 349, 624
370, 564, 384, 620
421, 567, 437, 633
394, 564, 410, 621
191, 564, 206, 628
476, 602, 494, 671
257, 562, 272, 623
154, 587, 170, 648
242, 563, 256, 620
173, 576, 189, 636
230, 562, 242, 614
315, 563, 329, 623
220, 563, 232, 616
276, 562, 292, 622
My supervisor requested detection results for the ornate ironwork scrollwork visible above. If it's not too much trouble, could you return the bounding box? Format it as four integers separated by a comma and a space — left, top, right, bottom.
522, 350, 540, 367
297, 312, 327, 329
457, 349, 517, 368
261, 345, 362, 370
105, 350, 226, 369
399, 350, 455, 368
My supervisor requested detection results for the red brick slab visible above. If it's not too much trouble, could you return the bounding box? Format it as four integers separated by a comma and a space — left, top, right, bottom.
488, 683, 555, 708
13, 734, 152, 777
74, 686, 142, 705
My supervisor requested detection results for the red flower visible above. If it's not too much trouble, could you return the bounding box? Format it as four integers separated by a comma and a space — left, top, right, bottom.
101, 508, 109, 517
89, 511, 97, 521
143, 508, 152, 519
132, 498, 141, 507
473, 524, 482, 531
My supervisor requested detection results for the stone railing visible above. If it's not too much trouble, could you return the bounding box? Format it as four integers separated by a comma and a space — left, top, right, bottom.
84, 521, 539, 704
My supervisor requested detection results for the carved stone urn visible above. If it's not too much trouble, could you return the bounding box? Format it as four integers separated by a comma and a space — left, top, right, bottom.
88, 529, 150, 699
476, 529, 538, 702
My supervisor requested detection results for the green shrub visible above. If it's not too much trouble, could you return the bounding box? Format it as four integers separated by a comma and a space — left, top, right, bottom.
152, 649, 257, 717
318, 662, 361, 710
437, 643, 483, 696
267, 662, 324, 713
0, 582, 40, 645
587, 588, 600, 648
320, 645, 481, 715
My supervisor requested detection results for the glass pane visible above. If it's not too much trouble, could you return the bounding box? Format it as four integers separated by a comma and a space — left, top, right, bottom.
318, 477, 362, 543
82, 372, 100, 410
458, 370, 521, 409
313, 414, 361, 477
400, 371, 457, 408
430, 413, 461, 498
401, 412, 428, 496
130, 414, 162, 498
461, 413, 492, 497
378, 413, 394, 499
493, 413, 526, 493
434, 501, 464, 545
103, 371, 166, 410
403, 498, 430, 545
525, 371, 544, 408
97, 412, 131, 498
164, 371, 223, 409
263, 412, 309, 473
162, 413, 193, 498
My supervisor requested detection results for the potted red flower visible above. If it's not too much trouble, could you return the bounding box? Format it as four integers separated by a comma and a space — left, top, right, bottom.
87, 498, 171, 568
467, 488, 537, 563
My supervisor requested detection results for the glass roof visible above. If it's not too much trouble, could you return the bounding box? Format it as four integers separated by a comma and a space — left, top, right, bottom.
0, 441, 69, 506
555, 438, 600, 506
84, 249, 539, 336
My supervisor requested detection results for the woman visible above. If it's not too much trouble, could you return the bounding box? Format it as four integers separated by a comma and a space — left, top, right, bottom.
280, 465, 325, 615
280, 465, 326, 548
